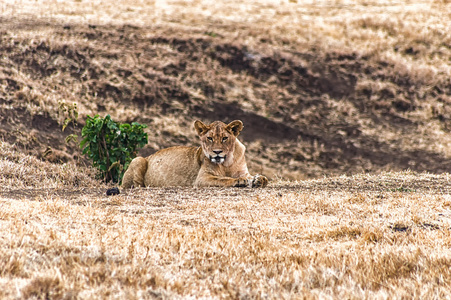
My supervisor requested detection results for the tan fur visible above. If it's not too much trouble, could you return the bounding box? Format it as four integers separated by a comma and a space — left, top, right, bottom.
121, 120, 268, 188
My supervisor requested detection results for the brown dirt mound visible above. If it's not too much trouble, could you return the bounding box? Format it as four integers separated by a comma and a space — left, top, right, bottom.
1, 20, 450, 179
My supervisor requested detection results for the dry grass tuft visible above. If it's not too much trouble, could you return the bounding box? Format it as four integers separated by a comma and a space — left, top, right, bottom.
21, 276, 67, 300
0, 141, 99, 190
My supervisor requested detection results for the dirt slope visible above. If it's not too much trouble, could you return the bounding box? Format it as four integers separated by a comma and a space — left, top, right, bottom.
1, 12, 450, 179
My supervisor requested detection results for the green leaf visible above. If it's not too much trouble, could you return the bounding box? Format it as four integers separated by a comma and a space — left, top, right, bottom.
65, 134, 78, 144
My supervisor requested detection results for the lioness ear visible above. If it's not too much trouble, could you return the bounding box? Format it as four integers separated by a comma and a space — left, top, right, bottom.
194, 120, 208, 136
226, 120, 243, 137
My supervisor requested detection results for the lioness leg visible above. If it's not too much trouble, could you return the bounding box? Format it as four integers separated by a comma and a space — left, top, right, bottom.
195, 174, 268, 188
121, 157, 148, 189
232, 174, 269, 188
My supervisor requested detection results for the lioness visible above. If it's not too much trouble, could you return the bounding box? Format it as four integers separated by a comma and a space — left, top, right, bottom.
120, 120, 268, 188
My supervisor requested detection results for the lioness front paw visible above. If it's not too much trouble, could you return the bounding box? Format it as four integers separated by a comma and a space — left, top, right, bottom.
251, 174, 268, 188
234, 177, 250, 187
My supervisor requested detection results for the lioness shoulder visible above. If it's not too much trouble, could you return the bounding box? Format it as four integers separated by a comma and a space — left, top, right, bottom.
120, 120, 268, 188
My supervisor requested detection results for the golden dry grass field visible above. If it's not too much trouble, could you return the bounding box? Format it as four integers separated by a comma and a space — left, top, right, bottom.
2, 142, 451, 298
1, 0, 451, 298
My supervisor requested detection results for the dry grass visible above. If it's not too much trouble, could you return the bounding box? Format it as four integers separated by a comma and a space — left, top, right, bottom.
0, 142, 100, 190
1, 142, 451, 298
2, 0, 451, 298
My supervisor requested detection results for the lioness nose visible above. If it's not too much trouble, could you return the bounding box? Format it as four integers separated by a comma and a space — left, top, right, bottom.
213, 150, 223, 154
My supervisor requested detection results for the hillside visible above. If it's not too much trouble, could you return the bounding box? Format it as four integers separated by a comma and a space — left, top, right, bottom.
1, 0, 450, 180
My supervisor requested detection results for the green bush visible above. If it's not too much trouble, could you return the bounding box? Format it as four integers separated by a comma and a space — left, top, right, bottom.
80, 114, 148, 183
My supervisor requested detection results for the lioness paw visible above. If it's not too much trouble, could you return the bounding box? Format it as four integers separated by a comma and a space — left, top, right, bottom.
234, 177, 250, 187
251, 174, 268, 188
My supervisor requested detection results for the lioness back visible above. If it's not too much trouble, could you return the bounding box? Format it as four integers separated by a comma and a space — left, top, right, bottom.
144, 146, 202, 187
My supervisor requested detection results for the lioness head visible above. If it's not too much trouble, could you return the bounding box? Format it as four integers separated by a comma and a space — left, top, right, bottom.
194, 120, 243, 166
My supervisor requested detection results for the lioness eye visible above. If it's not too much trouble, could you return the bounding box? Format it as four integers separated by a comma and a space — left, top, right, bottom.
207, 137, 213, 142
222, 137, 228, 142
